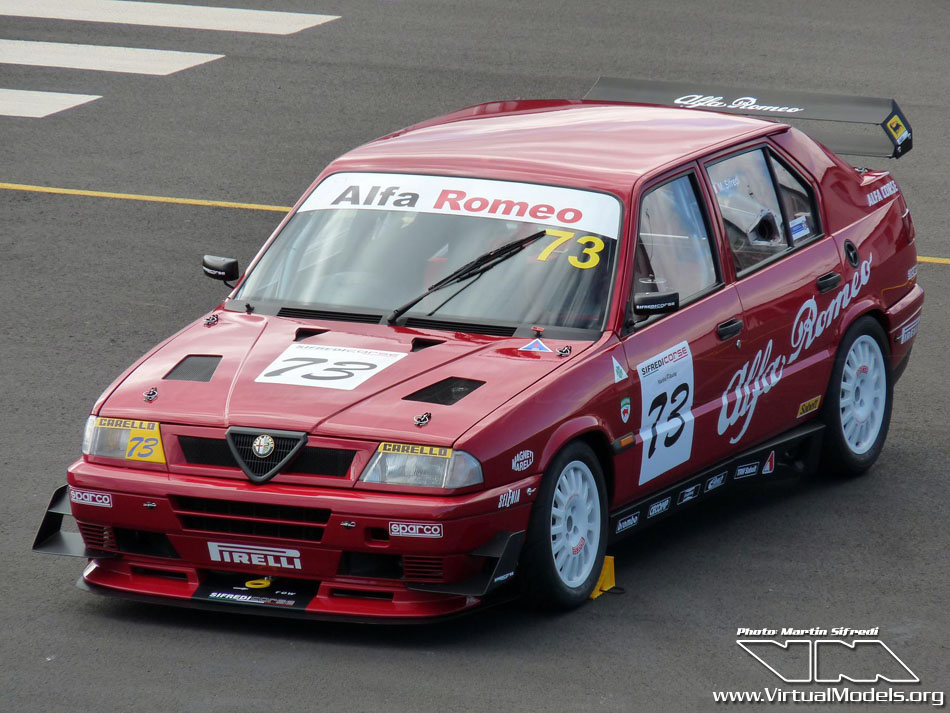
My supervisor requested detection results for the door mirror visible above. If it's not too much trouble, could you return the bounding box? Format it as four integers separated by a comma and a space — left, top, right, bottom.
633, 290, 679, 316
202, 255, 239, 283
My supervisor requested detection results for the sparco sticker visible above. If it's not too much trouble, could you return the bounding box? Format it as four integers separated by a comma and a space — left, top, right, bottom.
389, 522, 443, 538
636, 341, 695, 485
299, 172, 623, 240
256, 343, 407, 391
69, 488, 112, 508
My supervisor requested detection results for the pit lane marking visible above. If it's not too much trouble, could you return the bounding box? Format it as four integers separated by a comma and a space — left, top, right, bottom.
0, 89, 101, 118
0, 39, 223, 76
1, 181, 948, 266
0, 182, 290, 212
0, 0, 339, 35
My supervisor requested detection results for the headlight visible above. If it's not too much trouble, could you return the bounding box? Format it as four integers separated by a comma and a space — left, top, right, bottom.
82, 415, 166, 464
359, 442, 482, 489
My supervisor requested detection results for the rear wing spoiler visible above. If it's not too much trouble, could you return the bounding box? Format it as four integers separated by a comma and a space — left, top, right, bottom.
584, 77, 912, 159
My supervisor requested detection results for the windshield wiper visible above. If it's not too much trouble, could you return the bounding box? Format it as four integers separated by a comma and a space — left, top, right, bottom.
387, 230, 547, 325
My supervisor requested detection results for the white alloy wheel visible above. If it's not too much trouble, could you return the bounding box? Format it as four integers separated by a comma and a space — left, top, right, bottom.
839, 334, 887, 455
550, 460, 602, 588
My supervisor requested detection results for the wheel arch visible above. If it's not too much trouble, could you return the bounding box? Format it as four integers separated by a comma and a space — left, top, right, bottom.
538, 417, 616, 505
837, 301, 891, 359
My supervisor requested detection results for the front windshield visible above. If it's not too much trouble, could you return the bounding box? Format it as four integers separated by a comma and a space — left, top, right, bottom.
235, 172, 623, 331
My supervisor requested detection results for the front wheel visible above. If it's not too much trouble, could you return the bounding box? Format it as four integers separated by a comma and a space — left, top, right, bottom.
520, 441, 607, 609
821, 316, 893, 477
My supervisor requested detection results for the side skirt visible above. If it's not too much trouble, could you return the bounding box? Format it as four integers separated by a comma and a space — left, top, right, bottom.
608, 421, 825, 543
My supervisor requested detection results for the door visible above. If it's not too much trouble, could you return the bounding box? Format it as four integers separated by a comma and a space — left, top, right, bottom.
617, 171, 744, 503
704, 145, 844, 449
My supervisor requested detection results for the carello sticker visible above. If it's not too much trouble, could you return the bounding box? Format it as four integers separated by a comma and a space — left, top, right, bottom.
620, 397, 631, 423
378, 442, 452, 458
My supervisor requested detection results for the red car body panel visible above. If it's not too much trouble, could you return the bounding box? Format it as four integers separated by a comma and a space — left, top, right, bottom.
44, 100, 921, 620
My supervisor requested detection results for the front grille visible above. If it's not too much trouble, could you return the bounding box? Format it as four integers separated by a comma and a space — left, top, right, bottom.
285, 447, 354, 476
229, 431, 302, 478
402, 556, 445, 581
171, 496, 330, 543
179, 436, 234, 466
178, 436, 354, 478
78, 522, 116, 550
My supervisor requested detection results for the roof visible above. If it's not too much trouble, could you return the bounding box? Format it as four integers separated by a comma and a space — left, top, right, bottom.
328, 100, 779, 198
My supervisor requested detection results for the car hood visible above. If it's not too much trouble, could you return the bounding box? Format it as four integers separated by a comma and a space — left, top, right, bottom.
99, 311, 592, 444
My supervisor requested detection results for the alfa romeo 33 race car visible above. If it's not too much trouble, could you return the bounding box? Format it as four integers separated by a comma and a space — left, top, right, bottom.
35, 78, 924, 621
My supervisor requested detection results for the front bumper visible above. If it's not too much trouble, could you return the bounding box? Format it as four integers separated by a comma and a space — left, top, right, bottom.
35, 459, 537, 621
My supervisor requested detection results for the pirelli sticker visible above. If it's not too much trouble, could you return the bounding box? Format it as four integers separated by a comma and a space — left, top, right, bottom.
95, 417, 165, 463
796, 396, 821, 418
378, 442, 452, 458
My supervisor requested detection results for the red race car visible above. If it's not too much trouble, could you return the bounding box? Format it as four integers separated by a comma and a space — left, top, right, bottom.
35, 78, 923, 621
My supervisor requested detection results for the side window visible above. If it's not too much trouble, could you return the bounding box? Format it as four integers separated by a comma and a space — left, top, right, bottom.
707, 149, 788, 274
770, 156, 820, 245
634, 174, 719, 306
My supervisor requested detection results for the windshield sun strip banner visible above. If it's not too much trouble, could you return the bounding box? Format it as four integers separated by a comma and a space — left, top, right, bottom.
299, 172, 622, 240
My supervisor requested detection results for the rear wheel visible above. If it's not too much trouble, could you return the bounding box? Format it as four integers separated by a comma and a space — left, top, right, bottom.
821, 316, 893, 476
520, 442, 607, 609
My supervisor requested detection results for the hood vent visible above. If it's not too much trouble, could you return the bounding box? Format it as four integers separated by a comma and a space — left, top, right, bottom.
278, 307, 382, 324
295, 327, 329, 342
411, 337, 444, 352
164, 355, 222, 382
404, 377, 485, 406
404, 318, 516, 337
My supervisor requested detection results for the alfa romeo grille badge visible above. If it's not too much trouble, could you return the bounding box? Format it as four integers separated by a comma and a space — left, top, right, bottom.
252, 434, 275, 458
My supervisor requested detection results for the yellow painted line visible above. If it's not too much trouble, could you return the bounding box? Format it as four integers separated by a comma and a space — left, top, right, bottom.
1, 181, 949, 265
0, 182, 291, 212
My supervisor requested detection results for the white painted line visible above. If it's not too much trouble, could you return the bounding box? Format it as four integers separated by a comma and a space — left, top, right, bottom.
0, 40, 223, 75
0, 88, 100, 117
0, 0, 339, 35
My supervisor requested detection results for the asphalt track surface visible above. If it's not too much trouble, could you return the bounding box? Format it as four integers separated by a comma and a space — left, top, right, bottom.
2, 2, 948, 711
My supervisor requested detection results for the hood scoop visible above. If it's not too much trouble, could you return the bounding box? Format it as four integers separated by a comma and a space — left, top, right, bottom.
411, 337, 444, 352
295, 327, 329, 341
403, 377, 485, 406
163, 355, 222, 382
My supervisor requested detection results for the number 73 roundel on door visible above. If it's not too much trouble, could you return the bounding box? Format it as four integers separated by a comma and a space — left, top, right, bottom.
636, 341, 695, 484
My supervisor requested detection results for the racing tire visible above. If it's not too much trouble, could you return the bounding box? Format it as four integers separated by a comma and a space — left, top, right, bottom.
520, 441, 608, 609
820, 316, 893, 477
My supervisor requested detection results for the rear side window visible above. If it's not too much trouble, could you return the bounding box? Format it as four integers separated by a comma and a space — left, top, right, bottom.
770, 156, 819, 244
634, 174, 719, 304
707, 149, 787, 273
